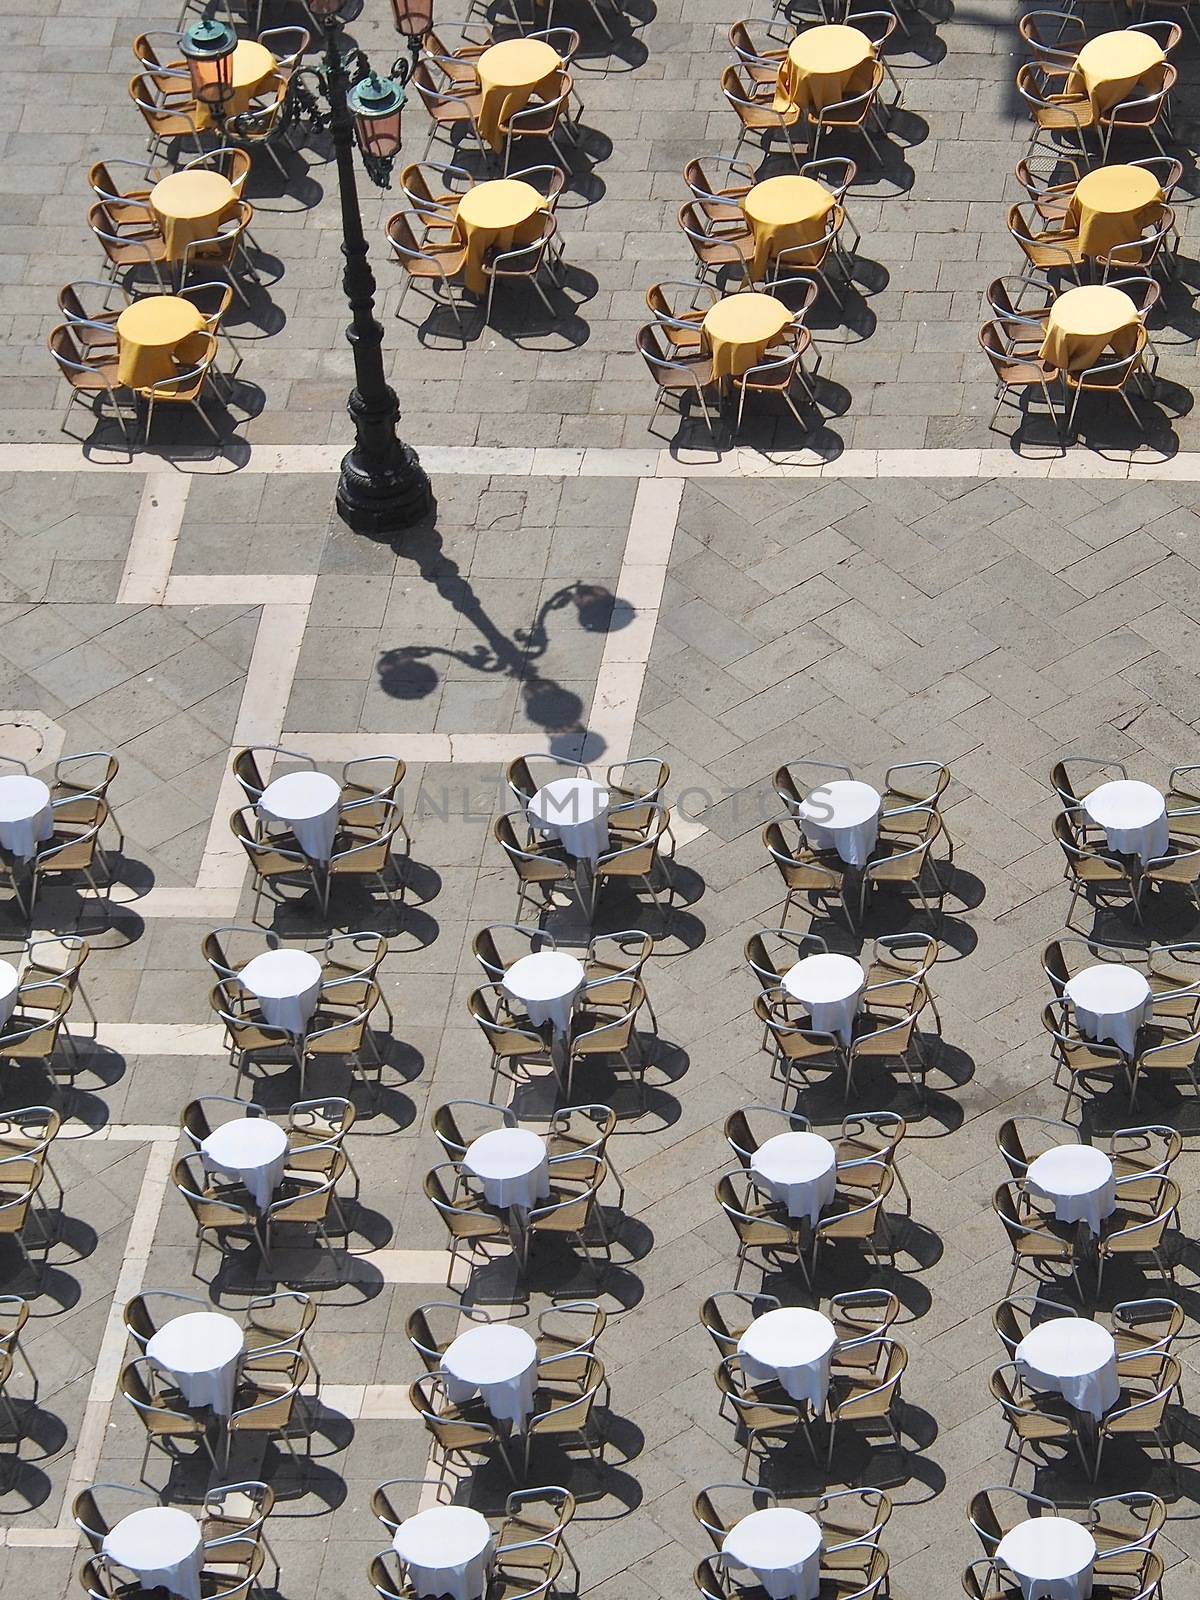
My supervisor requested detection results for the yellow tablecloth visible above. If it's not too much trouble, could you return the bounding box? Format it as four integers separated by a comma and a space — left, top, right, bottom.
702, 293, 792, 381
191, 40, 278, 128
1070, 31, 1164, 113
476, 39, 562, 151
1039, 284, 1140, 372
455, 179, 547, 294
775, 25, 874, 114
1067, 165, 1163, 259
742, 174, 836, 279
150, 170, 238, 261
116, 296, 206, 388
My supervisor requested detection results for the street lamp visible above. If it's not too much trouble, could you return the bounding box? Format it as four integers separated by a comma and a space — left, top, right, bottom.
180, 16, 237, 125
391, 0, 435, 72
287, 0, 433, 534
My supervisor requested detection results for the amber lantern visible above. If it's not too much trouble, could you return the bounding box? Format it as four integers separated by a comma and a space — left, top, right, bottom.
179, 17, 237, 111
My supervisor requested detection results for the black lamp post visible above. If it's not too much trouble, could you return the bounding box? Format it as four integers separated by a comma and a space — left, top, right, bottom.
294, 0, 432, 534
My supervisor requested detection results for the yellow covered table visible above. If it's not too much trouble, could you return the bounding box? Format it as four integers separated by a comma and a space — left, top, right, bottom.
475, 39, 562, 152
1039, 284, 1140, 372
116, 296, 206, 388
742, 174, 837, 280
1066, 165, 1163, 259
702, 293, 792, 380
1070, 31, 1163, 113
149, 170, 238, 261
192, 40, 278, 128
455, 179, 547, 294
774, 25, 874, 114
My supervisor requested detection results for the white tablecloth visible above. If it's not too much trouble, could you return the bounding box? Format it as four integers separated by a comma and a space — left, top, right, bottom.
200, 1117, 290, 1211
145, 1310, 246, 1416
1063, 964, 1152, 1059
0, 775, 52, 862
782, 953, 866, 1045
258, 770, 341, 863
527, 777, 610, 863
0, 959, 19, 1029
1026, 1145, 1117, 1235
462, 1127, 550, 1211
723, 1508, 823, 1600
1016, 1318, 1119, 1422
996, 1517, 1097, 1600
441, 1322, 538, 1429
238, 948, 323, 1035
738, 1306, 838, 1410
501, 950, 585, 1035
795, 780, 881, 868
103, 1508, 203, 1600
750, 1132, 838, 1224
393, 1505, 495, 1600
1083, 780, 1169, 864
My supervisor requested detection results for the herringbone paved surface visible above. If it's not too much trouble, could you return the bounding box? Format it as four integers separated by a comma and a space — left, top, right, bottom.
0, 469, 1198, 1597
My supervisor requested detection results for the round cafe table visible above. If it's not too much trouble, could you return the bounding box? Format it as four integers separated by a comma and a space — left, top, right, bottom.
1016, 1318, 1119, 1422
149, 169, 237, 262
702, 293, 792, 380
393, 1504, 495, 1600
1082, 778, 1169, 864
722, 1507, 823, 1600
0, 960, 18, 1029
200, 1117, 289, 1212
1025, 1144, 1117, 1236
1071, 30, 1164, 114
1063, 963, 1152, 1059
146, 1310, 245, 1416
1039, 286, 1141, 374
462, 1127, 550, 1211
795, 779, 881, 867
775, 24, 874, 115
257, 770, 342, 864
742, 175, 836, 280
475, 38, 562, 151
441, 1322, 538, 1428
750, 1131, 838, 1224
0, 774, 52, 862
995, 1516, 1097, 1600
103, 1507, 203, 1600
737, 1306, 838, 1409
501, 950, 584, 1037
238, 948, 324, 1036
1067, 165, 1163, 260
527, 776, 610, 865
116, 295, 206, 389
782, 952, 866, 1045
456, 178, 547, 295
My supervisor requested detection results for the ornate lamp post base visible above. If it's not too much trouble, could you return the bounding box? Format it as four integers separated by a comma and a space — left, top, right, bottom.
336, 433, 433, 534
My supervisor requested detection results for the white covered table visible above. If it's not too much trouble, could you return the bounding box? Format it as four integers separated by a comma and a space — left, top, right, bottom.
238, 948, 323, 1035
103, 1507, 203, 1600
0, 959, 19, 1029
794, 780, 881, 868
462, 1127, 550, 1211
1063, 964, 1151, 1059
1026, 1145, 1117, 1236
146, 1310, 245, 1416
393, 1505, 496, 1600
1016, 1318, 1119, 1422
995, 1516, 1097, 1600
0, 775, 52, 862
200, 1117, 289, 1211
782, 953, 866, 1045
441, 1322, 538, 1429
750, 1132, 838, 1225
737, 1306, 838, 1410
1083, 780, 1168, 864
501, 950, 585, 1036
257, 770, 342, 863
527, 777, 610, 864
722, 1507, 823, 1600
